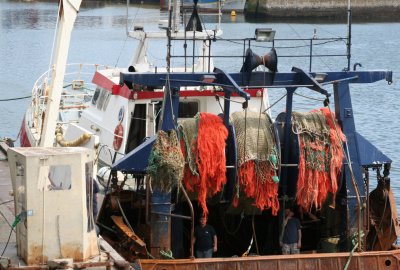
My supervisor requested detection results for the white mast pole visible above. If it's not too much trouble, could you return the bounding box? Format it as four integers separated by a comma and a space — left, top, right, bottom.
40, 0, 82, 147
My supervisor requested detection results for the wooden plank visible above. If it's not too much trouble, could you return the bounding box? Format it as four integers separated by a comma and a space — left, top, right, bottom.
110, 215, 146, 248
0, 142, 9, 159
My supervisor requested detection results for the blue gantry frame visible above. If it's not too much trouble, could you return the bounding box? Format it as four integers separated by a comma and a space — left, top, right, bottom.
112, 67, 393, 251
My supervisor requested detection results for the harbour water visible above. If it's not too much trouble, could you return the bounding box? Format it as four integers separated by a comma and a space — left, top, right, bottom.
0, 1, 399, 208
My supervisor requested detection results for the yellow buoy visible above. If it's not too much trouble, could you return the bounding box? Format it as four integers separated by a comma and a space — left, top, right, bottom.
231, 10, 236, 16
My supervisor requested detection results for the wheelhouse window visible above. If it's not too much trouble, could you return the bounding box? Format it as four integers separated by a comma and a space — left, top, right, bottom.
92, 88, 100, 105
125, 104, 147, 153
178, 101, 199, 118
154, 100, 199, 130
91, 87, 111, 111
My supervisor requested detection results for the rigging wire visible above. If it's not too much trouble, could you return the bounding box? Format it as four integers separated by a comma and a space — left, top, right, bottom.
326, 103, 363, 251
0, 228, 13, 257
114, 2, 143, 68
0, 96, 31, 102
215, 95, 244, 104
0, 200, 13, 206
214, 36, 344, 50
166, 73, 178, 130
251, 214, 259, 255
311, 24, 348, 41
214, 95, 224, 114
262, 93, 287, 114
370, 179, 388, 250
294, 91, 326, 102
0, 209, 14, 231
222, 210, 244, 235
287, 23, 333, 71
116, 197, 154, 259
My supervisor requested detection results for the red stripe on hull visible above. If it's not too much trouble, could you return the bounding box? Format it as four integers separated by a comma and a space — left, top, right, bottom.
92, 71, 132, 99
19, 117, 32, 147
92, 70, 264, 100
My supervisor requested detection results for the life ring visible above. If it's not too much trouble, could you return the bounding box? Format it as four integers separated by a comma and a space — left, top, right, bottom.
113, 123, 124, 151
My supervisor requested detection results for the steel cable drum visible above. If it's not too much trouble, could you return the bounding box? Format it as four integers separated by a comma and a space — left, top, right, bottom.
225, 111, 281, 215
275, 112, 300, 200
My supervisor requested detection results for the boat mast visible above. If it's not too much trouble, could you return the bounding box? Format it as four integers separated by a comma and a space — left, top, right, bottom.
346, 0, 363, 252
346, 0, 352, 71
40, 0, 82, 147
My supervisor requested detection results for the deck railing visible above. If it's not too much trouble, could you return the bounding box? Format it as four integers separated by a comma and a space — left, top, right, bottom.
28, 63, 110, 140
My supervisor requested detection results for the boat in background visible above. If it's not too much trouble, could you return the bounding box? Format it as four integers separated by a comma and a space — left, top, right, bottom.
160, 0, 246, 13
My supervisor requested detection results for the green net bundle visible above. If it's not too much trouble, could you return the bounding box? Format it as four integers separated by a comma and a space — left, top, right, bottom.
292, 109, 343, 211
147, 129, 185, 192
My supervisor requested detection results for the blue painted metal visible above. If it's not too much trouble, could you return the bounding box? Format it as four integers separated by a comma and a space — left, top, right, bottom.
291, 67, 330, 97
150, 190, 171, 253
159, 81, 180, 131
214, 68, 250, 127
119, 70, 392, 89
355, 132, 392, 166
114, 67, 393, 252
112, 135, 155, 173
223, 124, 238, 202
333, 82, 367, 250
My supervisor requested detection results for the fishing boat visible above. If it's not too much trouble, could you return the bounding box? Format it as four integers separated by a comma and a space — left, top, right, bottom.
160, 0, 246, 13
19, 0, 272, 184
95, 55, 397, 270
13, 0, 400, 269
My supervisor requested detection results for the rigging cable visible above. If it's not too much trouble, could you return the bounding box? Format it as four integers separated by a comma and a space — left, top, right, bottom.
262, 93, 287, 114
293, 91, 325, 102
286, 23, 333, 71
115, 1, 143, 68
222, 210, 244, 235
252, 214, 260, 255
116, 198, 154, 259
0, 209, 14, 231
0, 200, 13, 206
370, 179, 388, 250
0, 228, 13, 258
326, 104, 363, 251
0, 96, 31, 101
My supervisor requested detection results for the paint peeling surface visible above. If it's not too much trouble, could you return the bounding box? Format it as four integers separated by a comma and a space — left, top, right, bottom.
139, 249, 400, 270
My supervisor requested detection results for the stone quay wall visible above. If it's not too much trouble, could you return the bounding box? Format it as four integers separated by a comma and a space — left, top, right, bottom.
245, 0, 400, 21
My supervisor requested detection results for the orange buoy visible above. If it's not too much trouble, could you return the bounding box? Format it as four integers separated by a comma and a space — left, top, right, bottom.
113, 123, 124, 150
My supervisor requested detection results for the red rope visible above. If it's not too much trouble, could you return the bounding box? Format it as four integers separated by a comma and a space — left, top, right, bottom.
233, 161, 280, 215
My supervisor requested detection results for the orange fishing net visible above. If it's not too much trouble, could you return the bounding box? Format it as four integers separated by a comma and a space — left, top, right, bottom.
294, 108, 346, 211
233, 161, 280, 215
180, 112, 228, 217
319, 107, 346, 195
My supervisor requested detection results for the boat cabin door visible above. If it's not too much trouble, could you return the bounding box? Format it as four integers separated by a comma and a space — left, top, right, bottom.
125, 102, 157, 154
